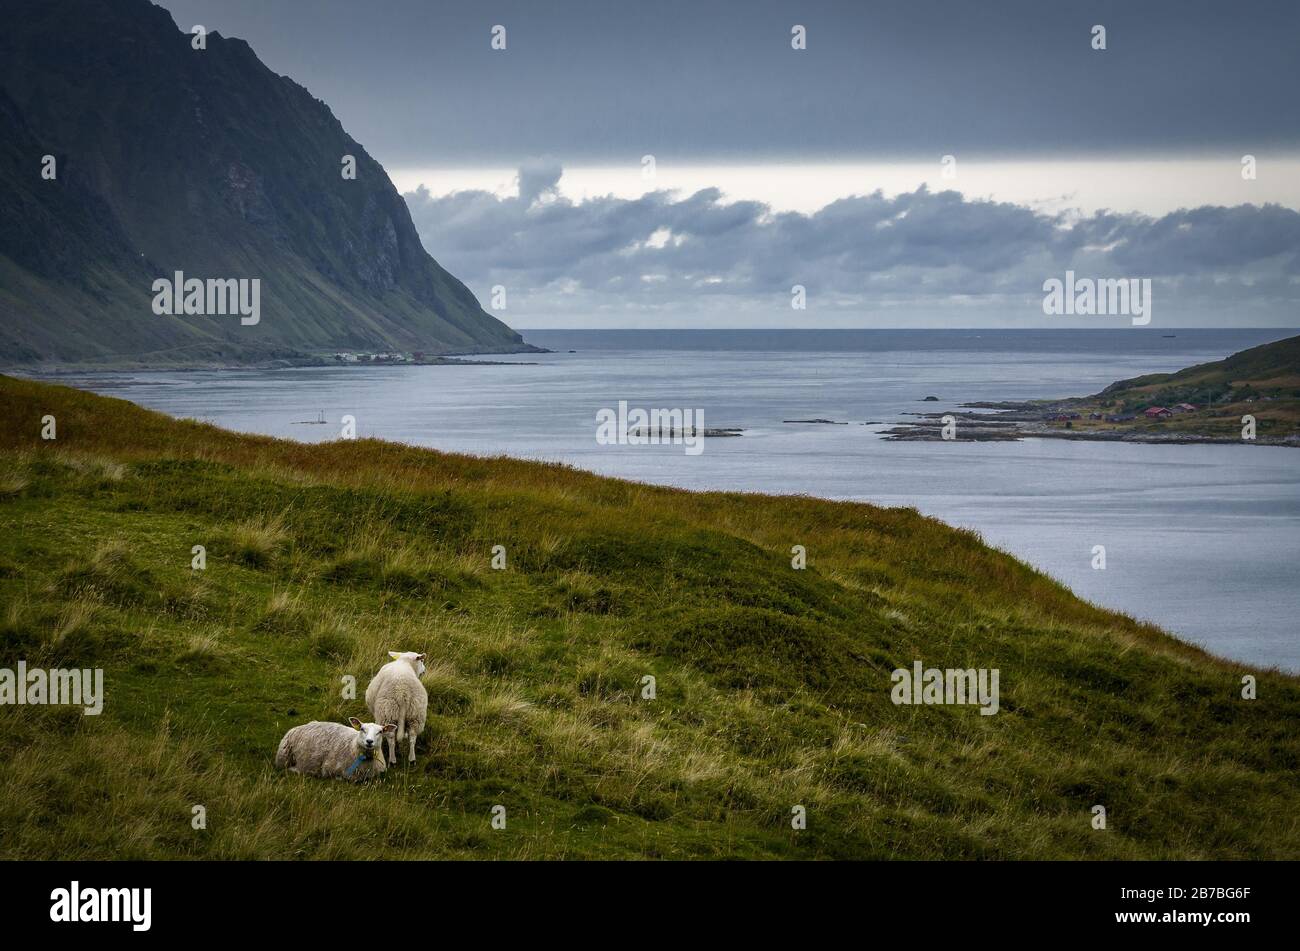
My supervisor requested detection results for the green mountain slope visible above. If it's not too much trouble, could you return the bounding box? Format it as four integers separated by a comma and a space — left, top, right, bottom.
1053, 333, 1300, 440
1097, 334, 1300, 401
1, 375, 1296, 859
0, 0, 528, 366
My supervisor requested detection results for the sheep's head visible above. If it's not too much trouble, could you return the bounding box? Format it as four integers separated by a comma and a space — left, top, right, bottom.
388, 650, 427, 677
348, 717, 395, 758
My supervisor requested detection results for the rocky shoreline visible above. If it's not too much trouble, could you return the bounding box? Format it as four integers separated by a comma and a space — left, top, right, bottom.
883, 401, 1300, 447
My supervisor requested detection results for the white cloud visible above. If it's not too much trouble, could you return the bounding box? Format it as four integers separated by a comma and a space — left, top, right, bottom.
405, 165, 1300, 327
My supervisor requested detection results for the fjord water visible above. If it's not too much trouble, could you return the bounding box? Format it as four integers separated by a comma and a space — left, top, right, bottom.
70, 329, 1299, 671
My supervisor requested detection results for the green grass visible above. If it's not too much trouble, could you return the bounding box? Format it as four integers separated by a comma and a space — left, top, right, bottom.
0, 374, 1297, 859
1059, 333, 1300, 439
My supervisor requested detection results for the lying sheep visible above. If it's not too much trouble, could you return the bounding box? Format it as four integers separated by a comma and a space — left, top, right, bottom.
275, 717, 396, 781
366, 651, 428, 765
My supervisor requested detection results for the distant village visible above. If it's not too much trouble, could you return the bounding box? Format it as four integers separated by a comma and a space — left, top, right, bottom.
328, 350, 542, 368
1045, 395, 1279, 426
1046, 402, 1201, 424
332, 351, 426, 364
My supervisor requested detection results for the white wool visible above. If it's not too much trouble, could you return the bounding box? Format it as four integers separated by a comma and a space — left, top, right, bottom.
366, 655, 428, 765
274, 720, 388, 782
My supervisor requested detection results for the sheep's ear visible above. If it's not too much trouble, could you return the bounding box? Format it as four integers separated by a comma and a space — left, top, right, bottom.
388, 651, 401, 660
348, 717, 363, 730
382, 723, 397, 733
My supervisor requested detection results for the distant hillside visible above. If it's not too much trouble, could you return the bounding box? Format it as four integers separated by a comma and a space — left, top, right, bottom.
1, 374, 1297, 859
1096, 333, 1300, 403
1063, 333, 1300, 440
0, 0, 529, 366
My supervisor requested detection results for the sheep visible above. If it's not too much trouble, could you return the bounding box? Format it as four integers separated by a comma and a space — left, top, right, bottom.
365, 651, 428, 765
274, 717, 396, 781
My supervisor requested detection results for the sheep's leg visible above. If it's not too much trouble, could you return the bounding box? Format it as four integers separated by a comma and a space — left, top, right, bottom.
387, 730, 396, 766
408, 729, 416, 763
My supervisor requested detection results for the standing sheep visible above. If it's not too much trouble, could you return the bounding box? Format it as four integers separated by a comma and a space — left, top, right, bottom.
366, 651, 428, 765
274, 717, 395, 781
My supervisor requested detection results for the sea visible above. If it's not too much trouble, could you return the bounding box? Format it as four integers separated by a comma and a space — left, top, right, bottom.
59, 328, 1300, 671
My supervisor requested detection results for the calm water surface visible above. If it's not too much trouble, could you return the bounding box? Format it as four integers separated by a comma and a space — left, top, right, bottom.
62, 329, 1300, 671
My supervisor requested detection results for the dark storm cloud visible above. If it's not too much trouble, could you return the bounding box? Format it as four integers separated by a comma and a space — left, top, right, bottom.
404, 169, 1300, 321
155, 0, 1300, 163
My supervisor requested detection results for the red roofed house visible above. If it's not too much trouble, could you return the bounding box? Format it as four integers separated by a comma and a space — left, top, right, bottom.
1144, 406, 1173, 419
1172, 403, 1198, 413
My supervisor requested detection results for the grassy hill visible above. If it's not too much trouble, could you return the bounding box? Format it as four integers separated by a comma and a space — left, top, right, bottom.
1072, 333, 1300, 439
1099, 334, 1300, 401
0, 374, 1296, 859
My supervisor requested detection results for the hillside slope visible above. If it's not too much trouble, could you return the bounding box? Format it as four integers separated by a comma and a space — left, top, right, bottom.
1096, 333, 1300, 402
886, 334, 1300, 444
0, 0, 528, 366
0, 375, 1296, 859
1068, 332, 1300, 440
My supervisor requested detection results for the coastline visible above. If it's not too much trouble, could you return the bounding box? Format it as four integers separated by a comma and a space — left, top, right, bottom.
3, 370, 1297, 861
0, 346, 549, 376
881, 333, 1300, 447
884, 403, 1300, 447
19, 355, 1300, 673
2, 370, 1291, 677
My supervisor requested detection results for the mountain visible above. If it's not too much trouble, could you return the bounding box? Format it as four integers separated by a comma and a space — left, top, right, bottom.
0, 0, 530, 366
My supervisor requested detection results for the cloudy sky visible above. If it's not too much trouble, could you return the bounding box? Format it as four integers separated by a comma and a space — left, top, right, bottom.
159, 0, 1300, 327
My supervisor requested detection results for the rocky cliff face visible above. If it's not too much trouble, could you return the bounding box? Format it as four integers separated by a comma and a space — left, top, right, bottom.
0, 0, 529, 365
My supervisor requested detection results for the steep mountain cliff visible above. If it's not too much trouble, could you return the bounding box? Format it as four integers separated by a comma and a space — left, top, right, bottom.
0, 0, 529, 365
